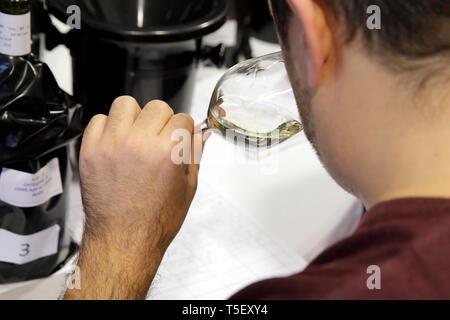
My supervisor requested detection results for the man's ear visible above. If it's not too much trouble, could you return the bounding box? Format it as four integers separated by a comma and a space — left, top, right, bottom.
287, 0, 332, 86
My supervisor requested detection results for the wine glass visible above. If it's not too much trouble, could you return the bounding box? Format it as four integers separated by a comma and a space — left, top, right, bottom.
196, 51, 303, 150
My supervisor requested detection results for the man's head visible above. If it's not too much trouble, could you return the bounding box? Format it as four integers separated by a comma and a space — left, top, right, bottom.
269, 0, 450, 207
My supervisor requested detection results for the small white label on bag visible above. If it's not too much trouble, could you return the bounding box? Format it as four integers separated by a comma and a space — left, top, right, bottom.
0, 225, 60, 265
0, 12, 31, 56
0, 158, 63, 208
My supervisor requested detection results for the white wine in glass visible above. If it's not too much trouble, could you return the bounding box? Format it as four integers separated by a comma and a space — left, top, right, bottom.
197, 52, 303, 149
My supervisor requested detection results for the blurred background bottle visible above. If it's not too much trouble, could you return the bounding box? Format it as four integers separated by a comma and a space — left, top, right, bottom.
0, 0, 31, 57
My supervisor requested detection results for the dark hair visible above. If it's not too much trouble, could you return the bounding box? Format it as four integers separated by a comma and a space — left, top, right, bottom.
271, 0, 450, 72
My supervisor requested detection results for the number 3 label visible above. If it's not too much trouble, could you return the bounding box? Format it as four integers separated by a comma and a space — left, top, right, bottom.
0, 225, 60, 265
19, 243, 31, 257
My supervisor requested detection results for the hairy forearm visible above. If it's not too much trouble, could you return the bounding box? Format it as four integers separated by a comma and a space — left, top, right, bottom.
64, 233, 164, 300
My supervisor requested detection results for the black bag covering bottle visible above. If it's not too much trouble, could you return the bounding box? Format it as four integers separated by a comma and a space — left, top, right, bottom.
0, 0, 83, 283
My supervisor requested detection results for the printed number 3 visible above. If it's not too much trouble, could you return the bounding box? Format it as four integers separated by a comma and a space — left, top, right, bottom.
19, 243, 30, 257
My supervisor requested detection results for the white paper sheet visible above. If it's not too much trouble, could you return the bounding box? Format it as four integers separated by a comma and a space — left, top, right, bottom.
148, 180, 307, 300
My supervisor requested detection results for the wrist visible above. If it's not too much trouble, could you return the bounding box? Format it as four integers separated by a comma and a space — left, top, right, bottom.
65, 231, 164, 300
83, 214, 172, 258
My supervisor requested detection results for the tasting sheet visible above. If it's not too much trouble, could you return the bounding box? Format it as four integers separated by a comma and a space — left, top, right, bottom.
147, 179, 307, 300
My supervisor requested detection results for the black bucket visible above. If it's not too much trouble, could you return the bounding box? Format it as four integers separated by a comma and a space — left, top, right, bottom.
47, 0, 229, 126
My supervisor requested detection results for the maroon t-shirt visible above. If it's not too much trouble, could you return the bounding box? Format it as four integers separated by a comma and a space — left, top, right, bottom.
231, 198, 450, 299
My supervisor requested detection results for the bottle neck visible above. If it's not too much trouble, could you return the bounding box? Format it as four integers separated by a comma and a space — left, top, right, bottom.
0, 9, 31, 57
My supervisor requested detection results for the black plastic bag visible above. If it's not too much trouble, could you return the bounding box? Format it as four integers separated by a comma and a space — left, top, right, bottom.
0, 55, 82, 283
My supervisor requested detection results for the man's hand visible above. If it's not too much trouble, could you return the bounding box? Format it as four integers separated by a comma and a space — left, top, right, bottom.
64, 97, 204, 300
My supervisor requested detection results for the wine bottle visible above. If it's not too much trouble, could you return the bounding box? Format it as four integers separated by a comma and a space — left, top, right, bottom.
0, 0, 83, 285
0, 0, 31, 57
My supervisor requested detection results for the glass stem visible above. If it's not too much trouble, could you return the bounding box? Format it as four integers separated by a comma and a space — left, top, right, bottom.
195, 119, 210, 134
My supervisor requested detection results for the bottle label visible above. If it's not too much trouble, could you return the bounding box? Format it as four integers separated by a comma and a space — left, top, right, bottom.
0, 225, 60, 265
0, 158, 63, 208
0, 12, 31, 56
